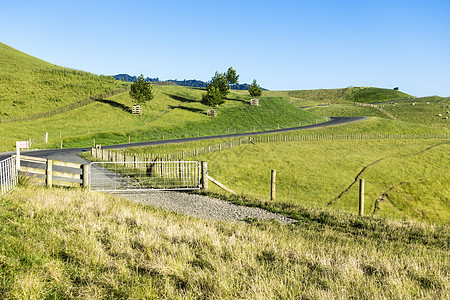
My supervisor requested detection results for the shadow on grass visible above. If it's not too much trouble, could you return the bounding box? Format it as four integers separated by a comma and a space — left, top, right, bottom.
165, 93, 199, 104
168, 105, 205, 114
96, 99, 131, 113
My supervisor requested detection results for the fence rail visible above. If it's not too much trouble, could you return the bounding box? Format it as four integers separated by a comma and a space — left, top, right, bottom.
19, 155, 89, 188
91, 133, 450, 162
0, 156, 18, 196
0, 86, 130, 124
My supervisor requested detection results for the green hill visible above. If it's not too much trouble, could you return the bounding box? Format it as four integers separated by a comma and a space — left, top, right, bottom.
0, 43, 127, 118
264, 87, 413, 107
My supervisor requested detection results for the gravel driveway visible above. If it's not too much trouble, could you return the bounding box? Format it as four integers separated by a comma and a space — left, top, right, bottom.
116, 191, 296, 224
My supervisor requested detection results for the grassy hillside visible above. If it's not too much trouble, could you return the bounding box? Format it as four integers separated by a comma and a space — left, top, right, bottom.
308, 96, 450, 129
0, 186, 447, 299
345, 87, 413, 103
0, 43, 127, 117
0, 85, 326, 151
263, 87, 413, 107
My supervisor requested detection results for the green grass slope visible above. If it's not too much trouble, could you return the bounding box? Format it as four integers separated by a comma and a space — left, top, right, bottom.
0, 187, 447, 299
345, 87, 413, 103
263, 87, 413, 107
0, 42, 127, 117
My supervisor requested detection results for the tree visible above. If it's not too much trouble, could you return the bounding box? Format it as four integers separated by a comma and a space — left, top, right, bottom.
201, 85, 224, 108
209, 71, 230, 97
226, 67, 239, 88
248, 79, 262, 98
129, 74, 154, 105
393, 87, 399, 91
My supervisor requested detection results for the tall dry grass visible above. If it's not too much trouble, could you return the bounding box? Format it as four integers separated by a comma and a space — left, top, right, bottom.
0, 187, 448, 299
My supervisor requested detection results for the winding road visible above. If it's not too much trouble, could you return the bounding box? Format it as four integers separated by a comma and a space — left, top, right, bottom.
0, 117, 365, 163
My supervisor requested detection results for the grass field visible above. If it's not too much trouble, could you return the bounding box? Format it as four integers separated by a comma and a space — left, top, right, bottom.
262, 87, 413, 107
0, 43, 127, 117
0, 85, 326, 152
0, 186, 447, 299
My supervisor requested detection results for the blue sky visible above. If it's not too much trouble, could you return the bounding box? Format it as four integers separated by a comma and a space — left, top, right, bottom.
1, 0, 449, 96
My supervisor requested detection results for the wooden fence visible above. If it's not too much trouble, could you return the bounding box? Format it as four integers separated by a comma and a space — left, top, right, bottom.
91, 133, 450, 162
19, 155, 89, 188
0, 86, 130, 124
354, 102, 398, 121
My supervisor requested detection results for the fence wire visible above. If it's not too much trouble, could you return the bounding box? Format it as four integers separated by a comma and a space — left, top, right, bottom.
90, 161, 201, 192
0, 156, 18, 196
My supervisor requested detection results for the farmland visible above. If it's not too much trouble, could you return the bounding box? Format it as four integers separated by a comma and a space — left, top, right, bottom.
0, 43, 449, 299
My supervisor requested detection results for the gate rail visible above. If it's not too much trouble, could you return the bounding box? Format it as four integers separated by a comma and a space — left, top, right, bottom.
0, 156, 18, 196
90, 161, 201, 192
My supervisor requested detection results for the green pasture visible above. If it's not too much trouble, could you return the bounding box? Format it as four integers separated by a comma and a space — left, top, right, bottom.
118, 117, 448, 156
381, 96, 450, 129
0, 43, 126, 117
194, 138, 449, 224
262, 86, 413, 106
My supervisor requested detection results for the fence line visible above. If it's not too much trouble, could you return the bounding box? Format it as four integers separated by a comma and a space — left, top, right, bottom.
91, 133, 450, 162
0, 156, 18, 196
354, 102, 398, 121
0, 86, 130, 124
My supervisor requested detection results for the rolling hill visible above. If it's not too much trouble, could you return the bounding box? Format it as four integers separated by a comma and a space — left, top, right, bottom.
0, 42, 127, 118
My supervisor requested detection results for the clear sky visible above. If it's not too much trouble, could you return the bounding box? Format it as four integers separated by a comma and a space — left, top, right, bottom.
1, 0, 449, 96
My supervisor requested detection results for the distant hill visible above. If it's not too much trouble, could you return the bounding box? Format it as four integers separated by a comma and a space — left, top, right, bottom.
112, 74, 264, 90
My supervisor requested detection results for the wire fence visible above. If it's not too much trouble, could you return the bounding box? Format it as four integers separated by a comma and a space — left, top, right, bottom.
0, 87, 130, 124
0, 156, 18, 196
92, 132, 450, 162
89, 161, 201, 192
353, 102, 398, 121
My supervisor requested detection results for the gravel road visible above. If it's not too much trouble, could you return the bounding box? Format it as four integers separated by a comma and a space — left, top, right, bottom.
116, 191, 296, 224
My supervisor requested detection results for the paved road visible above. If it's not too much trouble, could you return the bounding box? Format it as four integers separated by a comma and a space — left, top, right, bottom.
0, 117, 365, 162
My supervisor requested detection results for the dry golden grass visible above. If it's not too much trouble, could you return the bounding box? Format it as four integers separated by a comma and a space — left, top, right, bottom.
0, 186, 448, 299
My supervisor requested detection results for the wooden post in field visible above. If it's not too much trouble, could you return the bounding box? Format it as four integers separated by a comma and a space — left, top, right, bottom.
46, 159, 53, 187
359, 178, 365, 216
201, 161, 208, 190
82, 164, 89, 188
60, 140, 63, 149
128, 135, 131, 143
271, 169, 276, 201
45, 132, 48, 143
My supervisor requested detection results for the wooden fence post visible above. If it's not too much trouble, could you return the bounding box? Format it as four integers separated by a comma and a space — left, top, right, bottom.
359, 178, 365, 216
46, 159, 52, 187
82, 164, 89, 188
201, 161, 208, 190
271, 169, 276, 200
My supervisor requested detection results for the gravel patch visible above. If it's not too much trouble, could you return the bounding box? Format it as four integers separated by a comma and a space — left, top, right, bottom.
115, 191, 296, 225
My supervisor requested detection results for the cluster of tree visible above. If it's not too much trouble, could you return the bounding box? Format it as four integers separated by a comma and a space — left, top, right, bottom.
125, 69, 263, 112
113, 74, 265, 91
113, 74, 159, 83
201, 67, 262, 108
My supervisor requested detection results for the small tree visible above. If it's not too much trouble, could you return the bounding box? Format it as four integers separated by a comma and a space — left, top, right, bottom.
226, 67, 239, 88
393, 87, 399, 91
129, 74, 154, 105
248, 79, 262, 98
201, 85, 224, 108
209, 71, 230, 97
